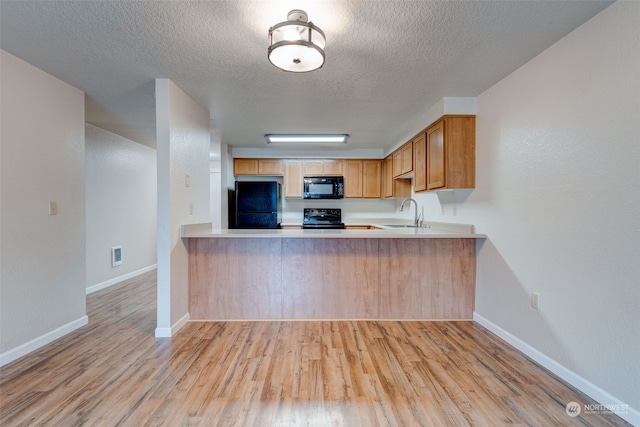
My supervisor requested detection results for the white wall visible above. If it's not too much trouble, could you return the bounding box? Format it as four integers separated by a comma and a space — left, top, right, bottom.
85, 124, 157, 292
432, 2, 639, 419
210, 128, 222, 229
282, 198, 399, 224
0, 50, 86, 364
156, 79, 210, 337
387, 97, 477, 155
209, 169, 222, 228
221, 144, 234, 228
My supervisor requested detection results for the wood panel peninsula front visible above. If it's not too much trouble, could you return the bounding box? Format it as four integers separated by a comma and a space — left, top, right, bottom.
182, 223, 486, 321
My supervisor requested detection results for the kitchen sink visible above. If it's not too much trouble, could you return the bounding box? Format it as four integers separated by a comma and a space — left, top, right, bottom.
382, 224, 418, 228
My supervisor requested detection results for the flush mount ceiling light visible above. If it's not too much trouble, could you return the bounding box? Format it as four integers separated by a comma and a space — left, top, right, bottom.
268, 9, 326, 73
265, 134, 349, 144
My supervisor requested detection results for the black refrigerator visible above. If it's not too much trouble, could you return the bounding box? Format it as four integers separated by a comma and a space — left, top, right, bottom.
235, 181, 282, 229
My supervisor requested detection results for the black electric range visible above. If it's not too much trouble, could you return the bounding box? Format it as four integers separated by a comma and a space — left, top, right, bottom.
302, 208, 346, 229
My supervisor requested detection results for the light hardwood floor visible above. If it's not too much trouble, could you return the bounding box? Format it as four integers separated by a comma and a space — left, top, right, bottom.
0, 270, 630, 426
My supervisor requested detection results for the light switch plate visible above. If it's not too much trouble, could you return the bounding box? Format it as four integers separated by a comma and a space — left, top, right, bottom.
49, 201, 58, 216
531, 293, 539, 309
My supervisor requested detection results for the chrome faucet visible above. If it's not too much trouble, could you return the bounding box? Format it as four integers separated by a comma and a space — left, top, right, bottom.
400, 198, 420, 226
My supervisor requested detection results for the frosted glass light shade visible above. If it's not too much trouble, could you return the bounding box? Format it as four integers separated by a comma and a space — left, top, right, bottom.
268, 10, 326, 73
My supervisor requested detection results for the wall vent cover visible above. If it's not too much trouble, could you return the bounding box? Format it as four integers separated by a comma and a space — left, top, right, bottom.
111, 246, 122, 267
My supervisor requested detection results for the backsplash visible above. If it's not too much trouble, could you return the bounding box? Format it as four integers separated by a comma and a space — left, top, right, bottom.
233, 175, 463, 225
282, 198, 399, 223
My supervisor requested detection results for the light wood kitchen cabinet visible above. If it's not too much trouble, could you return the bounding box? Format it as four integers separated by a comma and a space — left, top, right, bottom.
394, 179, 411, 198
401, 143, 413, 175
425, 115, 475, 191
427, 121, 445, 189
323, 159, 344, 175
344, 160, 381, 198
284, 160, 303, 198
234, 158, 283, 176
233, 158, 259, 175
382, 156, 393, 198
258, 159, 284, 176
303, 159, 323, 175
392, 142, 413, 177
413, 133, 427, 192
392, 150, 402, 178
383, 155, 410, 199
363, 160, 382, 198
344, 160, 363, 198
303, 159, 344, 176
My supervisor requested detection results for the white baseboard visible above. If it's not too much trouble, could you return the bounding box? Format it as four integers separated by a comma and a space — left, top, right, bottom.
155, 312, 190, 338
0, 315, 88, 367
473, 313, 639, 426
86, 264, 157, 294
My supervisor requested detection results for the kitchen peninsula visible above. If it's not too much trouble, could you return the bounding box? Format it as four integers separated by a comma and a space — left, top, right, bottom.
183, 222, 485, 321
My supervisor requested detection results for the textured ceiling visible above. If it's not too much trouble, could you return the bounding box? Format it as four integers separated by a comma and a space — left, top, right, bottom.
0, 1, 613, 151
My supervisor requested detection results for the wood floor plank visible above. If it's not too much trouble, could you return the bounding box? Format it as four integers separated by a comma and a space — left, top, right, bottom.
0, 270, 631, 426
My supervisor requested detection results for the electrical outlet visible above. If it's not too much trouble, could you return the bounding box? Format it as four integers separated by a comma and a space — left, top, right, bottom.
531, 293, 539, 309
49, 201, 58, 216
185, 174, 190, 187
189, 203, 193, 215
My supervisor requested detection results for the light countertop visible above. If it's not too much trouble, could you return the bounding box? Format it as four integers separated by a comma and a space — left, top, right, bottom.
181, 220, 486, 239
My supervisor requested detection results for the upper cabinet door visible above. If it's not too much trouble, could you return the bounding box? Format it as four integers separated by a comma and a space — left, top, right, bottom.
413, 133, 427, 192
234, 158, 259, 175
321, 160, 344, 175
234, 158, 284, 176
427, 121, 445, 190
258, 159, 284, 176
344, 160, 363, 198
284, 160, 303, 198
343, 160, 381, 198
445, 116, 476, 190
401, 143, 413, 175
382, 156, 393, 198
424, 115, 475, 191
303, 159, 343, 176
303, 160, 324, 175
392, 150, 402, 178
362, 160, 382, 198
392, 142, 413, 178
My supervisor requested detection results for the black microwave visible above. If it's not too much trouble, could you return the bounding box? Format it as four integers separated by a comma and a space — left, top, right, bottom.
303, 176, 344, 199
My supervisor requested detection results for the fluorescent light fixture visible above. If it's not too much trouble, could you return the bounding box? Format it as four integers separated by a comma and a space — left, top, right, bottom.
265, 134, 349, 144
